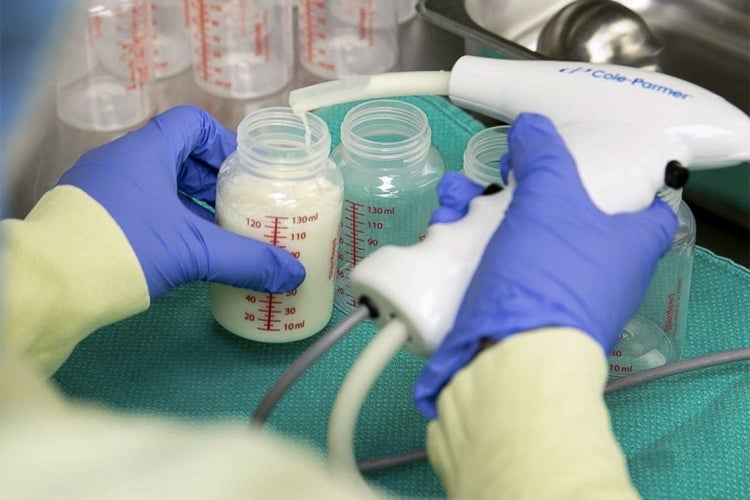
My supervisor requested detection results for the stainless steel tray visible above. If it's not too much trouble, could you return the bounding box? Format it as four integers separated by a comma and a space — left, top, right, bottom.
419, 0, 749, 114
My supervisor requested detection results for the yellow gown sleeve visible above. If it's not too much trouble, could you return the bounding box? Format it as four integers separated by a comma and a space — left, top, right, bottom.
0, 352, 385, 500
426, 327, 640, 500
1, 185, 150, 377
0, 186, 384, 499
1, 186, 637, 498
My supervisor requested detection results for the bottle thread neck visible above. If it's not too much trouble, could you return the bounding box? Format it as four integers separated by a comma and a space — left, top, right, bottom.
340, 99, 432, 167
657, 187, 683, 212
463, 125, 509, 186
236, 107, 331, 178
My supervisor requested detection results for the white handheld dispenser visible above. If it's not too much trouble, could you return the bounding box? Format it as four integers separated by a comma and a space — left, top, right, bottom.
290, 55, 750, 357
285, 56, 750, 486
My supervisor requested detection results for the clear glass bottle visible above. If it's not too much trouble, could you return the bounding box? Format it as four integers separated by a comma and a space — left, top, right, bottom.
608, 188, 696, 377
462, 125, 509, 186
331, 99, 445, 314
210, 108, 343, 343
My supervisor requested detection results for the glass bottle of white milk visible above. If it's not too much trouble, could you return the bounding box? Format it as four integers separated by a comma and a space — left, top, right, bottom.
210, 108, 343, 342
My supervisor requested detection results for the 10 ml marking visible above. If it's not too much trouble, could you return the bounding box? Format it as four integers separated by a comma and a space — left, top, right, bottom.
609, 348, 633, 374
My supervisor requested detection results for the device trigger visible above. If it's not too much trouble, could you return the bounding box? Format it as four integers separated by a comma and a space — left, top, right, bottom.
482, 183, 504, 195
665, 161, 690, 188
357, 295, 380, 319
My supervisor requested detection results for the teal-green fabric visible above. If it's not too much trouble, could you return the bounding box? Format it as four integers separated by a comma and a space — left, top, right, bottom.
685, 165, 750, 227
53, 97, 750, 499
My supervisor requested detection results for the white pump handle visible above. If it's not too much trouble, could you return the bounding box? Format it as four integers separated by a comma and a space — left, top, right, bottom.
307, 56, 750, 356
350, 186, 512, 357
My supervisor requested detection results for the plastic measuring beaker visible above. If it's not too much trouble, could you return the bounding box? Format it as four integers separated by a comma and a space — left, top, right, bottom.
297, 0, 399, 79
152, 0, 191, 79
210, 108, 343, 343
56, 0, 156, 131
186, 0, 294, 99
331, 99, 445, 314
608, 188, 695, 377
462, 125, 510, 186
398, 0, 418, 24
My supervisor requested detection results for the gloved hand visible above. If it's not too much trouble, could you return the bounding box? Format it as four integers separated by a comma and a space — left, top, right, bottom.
428, 171, 487, 224
414, 113, 678, 419
59, 105, 305, 300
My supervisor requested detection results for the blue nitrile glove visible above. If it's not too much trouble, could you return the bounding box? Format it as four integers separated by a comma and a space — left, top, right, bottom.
428, 171, 486, 224
414, 113, 678, 419
59, 105, 305, 300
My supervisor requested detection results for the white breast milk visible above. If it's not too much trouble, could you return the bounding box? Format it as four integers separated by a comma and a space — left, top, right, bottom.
209, 107, 343, 343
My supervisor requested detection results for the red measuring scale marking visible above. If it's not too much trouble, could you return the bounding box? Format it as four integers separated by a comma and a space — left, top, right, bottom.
122, 1, 153, 90
251, 8, 270, 61
190, 0, 229, 90
188, 0, 271, 91
150, 2, 165, 74
357, 0, 374, 44
88, 0, 153, 91
342, 201, 365, 268
299, 0, 375, 73
299, 0, 332, 73
336, 199, 396, 309
243, 214, 308, 333
151, 0, 191, 74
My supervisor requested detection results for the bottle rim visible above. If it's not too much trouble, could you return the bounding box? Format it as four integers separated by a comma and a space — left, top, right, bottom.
657, 187, 683, 212
340, 99, 431, 163
236, 107, 331, 174
463, 125, 509, 186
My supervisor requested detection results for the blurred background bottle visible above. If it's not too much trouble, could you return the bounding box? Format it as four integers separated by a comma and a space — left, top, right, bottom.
56, 0, 156, 131
152, 0, 191, 79
186, 0, 294, 99
297, 0, 399, 79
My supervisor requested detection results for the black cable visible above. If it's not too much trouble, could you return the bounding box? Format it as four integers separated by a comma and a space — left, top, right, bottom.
356, 347, 750, 473
250, 304, 372, 426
